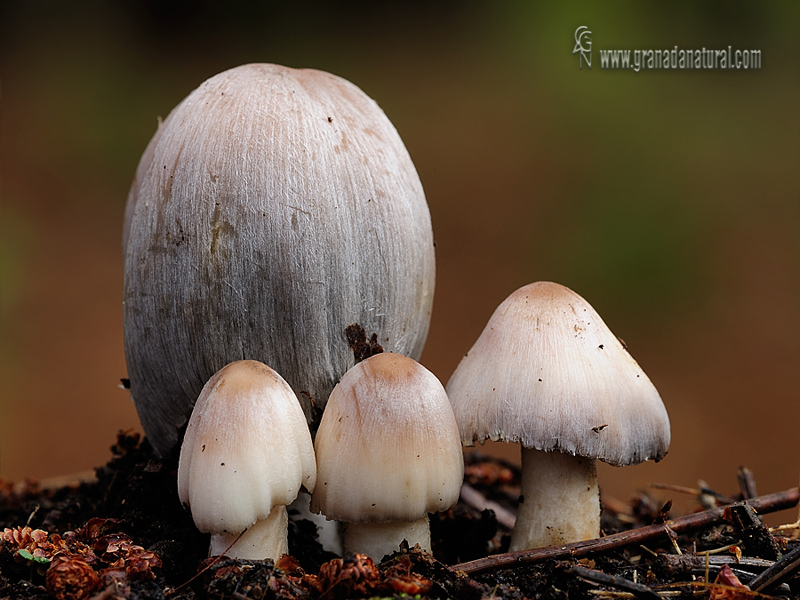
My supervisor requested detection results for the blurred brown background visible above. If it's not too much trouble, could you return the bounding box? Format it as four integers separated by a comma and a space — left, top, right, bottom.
1, 2, 798, 518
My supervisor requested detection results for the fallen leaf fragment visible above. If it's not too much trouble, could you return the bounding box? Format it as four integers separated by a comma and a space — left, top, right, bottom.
710, 564, 753, 600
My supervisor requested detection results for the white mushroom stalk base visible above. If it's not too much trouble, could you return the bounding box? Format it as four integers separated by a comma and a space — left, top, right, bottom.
510, 448, 600, 551
209, 505, 289, 560
343, 516, 431, 561
292, 492, 343, 555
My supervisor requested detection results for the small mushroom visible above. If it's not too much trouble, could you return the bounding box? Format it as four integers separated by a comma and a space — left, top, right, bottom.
310, 352, 464, 561
123, 63, 435, 456
446, 281, 670, 550
177, 360, 316, 560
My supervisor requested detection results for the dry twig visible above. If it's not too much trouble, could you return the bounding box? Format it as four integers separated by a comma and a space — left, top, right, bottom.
459, 484, 517, 530
737, 466, 758, 500
452, 487, 799, 575
748, 543, 800, 593
567, 565, 661, 600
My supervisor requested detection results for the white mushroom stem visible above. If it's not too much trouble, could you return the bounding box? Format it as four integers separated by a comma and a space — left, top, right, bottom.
291, 492, 343, 555
209, 505, 288, 560
343, 516, 431, 561
510, 448, 600, 551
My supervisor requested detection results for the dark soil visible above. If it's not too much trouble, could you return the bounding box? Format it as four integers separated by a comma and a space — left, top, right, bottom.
1, 431, 798, 599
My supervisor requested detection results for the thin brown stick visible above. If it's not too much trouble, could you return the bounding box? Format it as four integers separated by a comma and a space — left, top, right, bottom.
567, 565, 661, 599
459, 484, 517, 530
737, 466, 758, 500
749, 543, 800, 592
451, 487, 799, 576
649, 483, 702, 496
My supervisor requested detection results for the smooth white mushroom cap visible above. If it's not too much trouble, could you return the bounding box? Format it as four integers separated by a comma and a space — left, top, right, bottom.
446, 281, 670, 467
311, 352, 464, 523
178, 360, 316, 535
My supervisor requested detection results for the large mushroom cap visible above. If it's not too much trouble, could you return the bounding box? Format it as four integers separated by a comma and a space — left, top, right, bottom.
311, 352, 464, 523
123, 63, 435, 455
446, 281, 670, 467
177, 360, 316, 535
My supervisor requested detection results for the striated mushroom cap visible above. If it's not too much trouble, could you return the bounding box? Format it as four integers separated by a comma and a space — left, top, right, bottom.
177, 360, 316, 535
446, 281, 670, 467
311, 352, 464, 523
123, 63, 435, 455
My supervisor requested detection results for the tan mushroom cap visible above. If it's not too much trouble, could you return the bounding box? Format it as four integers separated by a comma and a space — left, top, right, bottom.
446, 282, 670, 467
311, 352, 464, 523
178, 360, 316, 535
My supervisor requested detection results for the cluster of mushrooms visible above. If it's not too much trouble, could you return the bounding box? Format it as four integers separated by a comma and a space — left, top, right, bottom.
122, 64, 671, 564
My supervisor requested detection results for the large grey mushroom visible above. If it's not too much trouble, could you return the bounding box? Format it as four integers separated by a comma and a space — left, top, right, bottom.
123, 64, 435, 455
